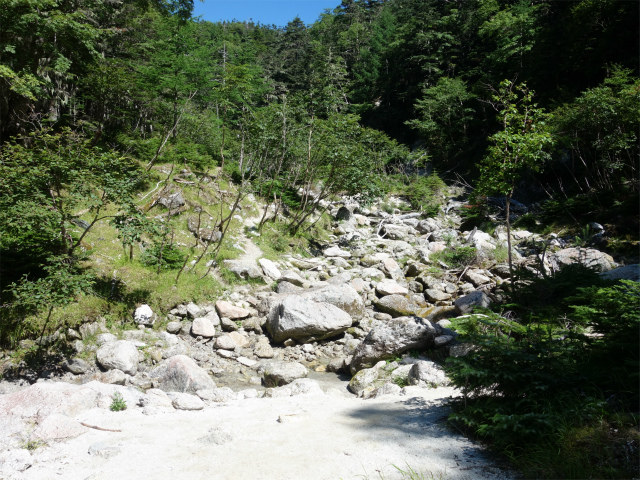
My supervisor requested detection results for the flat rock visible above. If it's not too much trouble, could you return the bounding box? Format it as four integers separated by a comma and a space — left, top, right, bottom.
547, 247, 615, 272
254, 343, 274, 358
424, 289, 451, 303
168, 392, 204, 411
375, 280, 408, 296
277, 281, 304, 294
279, 270, 306, 287
223, 260, 263, 280
463, 270, 491, 286
323, 247, 351, 258
62, 358, 90, 375
32, 413, 87, 441
196, 387, 237, 403
215, 301, 251, 320
266, 296, 352, 343
374, 295, 417, 317
600, 264, 639, 282
215, 335, 236, 351
259, 258, 281, 279
381, 258, 403, 280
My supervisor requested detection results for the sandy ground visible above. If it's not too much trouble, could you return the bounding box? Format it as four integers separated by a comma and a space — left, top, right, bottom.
17, 385, 513, 480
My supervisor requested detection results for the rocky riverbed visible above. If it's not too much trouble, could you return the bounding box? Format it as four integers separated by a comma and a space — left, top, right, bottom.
1, 189, 636, 479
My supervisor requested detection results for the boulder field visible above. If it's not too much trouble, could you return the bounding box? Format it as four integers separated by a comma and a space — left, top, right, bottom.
1, 191, 634, 478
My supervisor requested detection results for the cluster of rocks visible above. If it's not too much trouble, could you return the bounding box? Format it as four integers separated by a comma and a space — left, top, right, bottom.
46, 193, 632, 400
1, 189, 636, 468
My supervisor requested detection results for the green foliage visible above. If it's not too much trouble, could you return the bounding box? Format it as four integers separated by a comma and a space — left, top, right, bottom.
550, 67, 639, 192
407, 77, 476, 167
393, 376, 409, 388
446, 267, 639, 478
431, 246, 478, 269
141, 242, 186, 270
109, 391, 127, 412
0, 128, 142, 344
477, 81, 553, 199
402, 174, 446, 215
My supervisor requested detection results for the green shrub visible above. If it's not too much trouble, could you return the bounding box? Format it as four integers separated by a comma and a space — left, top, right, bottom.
432, 246, 478, 269
446, 269, 640, 478
141, 242, 186, 270
403, 174, 446, 215
110, 392, 127, 412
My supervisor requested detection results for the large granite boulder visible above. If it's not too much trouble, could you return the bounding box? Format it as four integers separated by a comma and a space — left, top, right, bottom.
547, 247, 615, 273
258, 258, 281, 279
151, 355, 216, 393
215, 301, 251, 320
266, 296, 352, 343
408, 360, 449, 387
350, 316, 439, 373
96, 340, 139, 375
134, 304, 155, 326
259, 284, 365, 321
223, 260, 263, 280
375, 280, 409, 296
600, 264, 639, 282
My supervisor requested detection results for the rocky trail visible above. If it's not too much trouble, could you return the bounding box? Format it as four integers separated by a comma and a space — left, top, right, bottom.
1, 188, 636, 479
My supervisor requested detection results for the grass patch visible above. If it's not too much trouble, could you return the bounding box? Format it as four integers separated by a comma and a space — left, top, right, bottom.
430, 246, 478, 269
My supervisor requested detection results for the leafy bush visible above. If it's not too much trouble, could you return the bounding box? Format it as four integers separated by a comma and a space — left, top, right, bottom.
110, 392, 127, 412
141, 243, 186, 270
403, 174, 446, 215
446, 267, 640, 478
432, 246, 478, 269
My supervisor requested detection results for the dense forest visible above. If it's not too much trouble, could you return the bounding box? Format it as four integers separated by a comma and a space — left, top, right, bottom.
0, 0, 638, 477
1, 0, 637, 298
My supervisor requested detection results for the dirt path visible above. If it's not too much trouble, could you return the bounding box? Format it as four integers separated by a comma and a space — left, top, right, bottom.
20, 386, 513, 480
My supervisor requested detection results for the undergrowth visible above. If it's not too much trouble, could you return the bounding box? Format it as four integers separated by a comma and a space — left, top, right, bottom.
446, 265, 640, 478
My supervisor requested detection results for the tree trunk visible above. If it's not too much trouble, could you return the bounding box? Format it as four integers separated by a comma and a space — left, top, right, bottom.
506, 191, 513, 278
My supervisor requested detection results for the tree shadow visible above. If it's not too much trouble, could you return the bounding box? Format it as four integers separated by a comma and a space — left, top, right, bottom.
340, 395, 513, 477
92, 275, 151, 308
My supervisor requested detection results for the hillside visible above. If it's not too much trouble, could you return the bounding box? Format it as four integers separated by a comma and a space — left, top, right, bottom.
0, 1, 638, 478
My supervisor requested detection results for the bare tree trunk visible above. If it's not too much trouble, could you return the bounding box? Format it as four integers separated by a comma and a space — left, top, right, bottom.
506, 190, 513, 278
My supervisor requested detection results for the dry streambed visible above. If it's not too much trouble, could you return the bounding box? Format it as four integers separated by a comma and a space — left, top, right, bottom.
7, 380, 512, 480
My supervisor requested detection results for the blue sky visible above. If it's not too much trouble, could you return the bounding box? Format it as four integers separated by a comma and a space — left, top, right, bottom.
193, 0, 341, 27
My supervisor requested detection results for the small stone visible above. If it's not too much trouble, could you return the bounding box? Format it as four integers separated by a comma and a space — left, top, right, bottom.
169, 392, 204, 410
191, 317, 216, 338
254, 343, 274, 358
186, 302, 202, 319
62, 358, 89, 375
376, 280, 409, 296
424, 289, 451, 303
215, 301, 251, 320
237, 356, 257, 367
215, 335, 236, 351
220, 317, 240, 332
100, 369, 126, 385
134, 304, 155, 326
258, 258, 281, 279
166, 322, 182, 334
